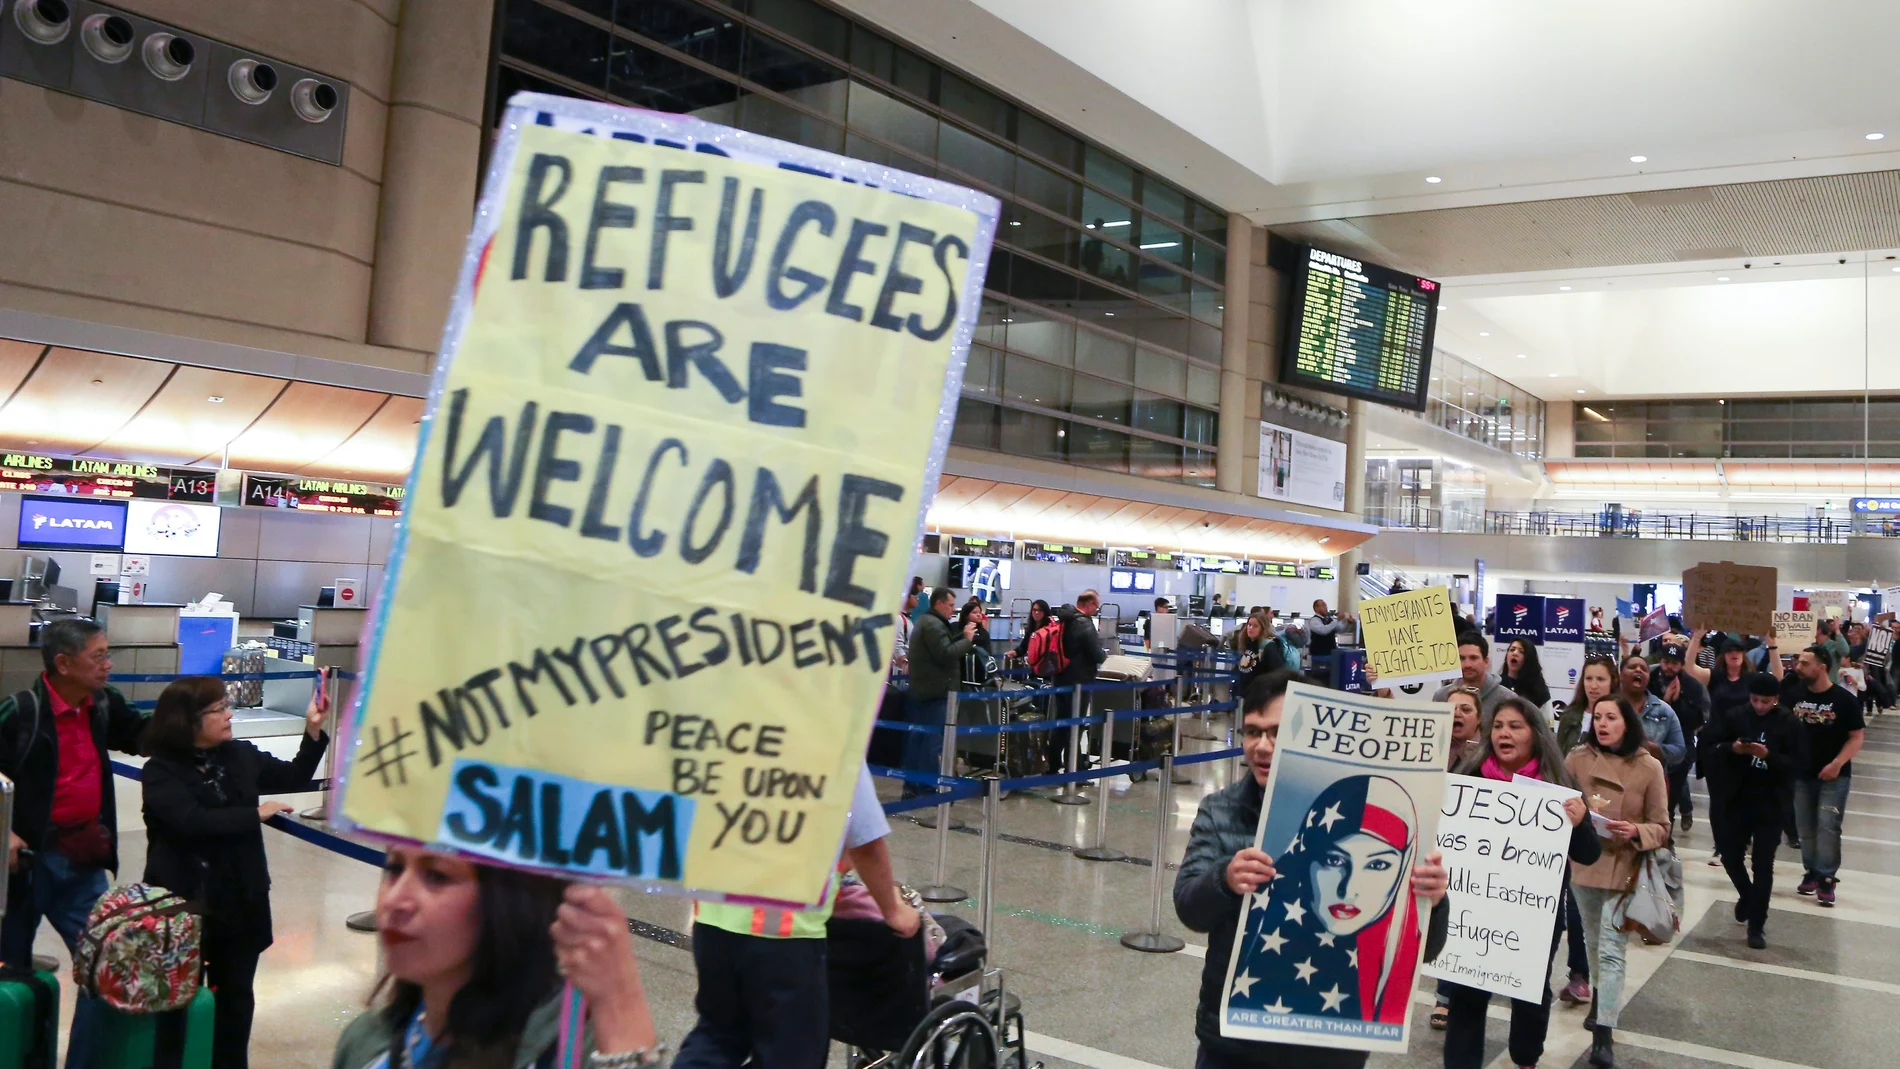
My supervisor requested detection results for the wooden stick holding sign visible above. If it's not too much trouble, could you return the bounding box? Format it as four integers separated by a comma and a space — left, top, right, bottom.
1681, 562, 1776, 636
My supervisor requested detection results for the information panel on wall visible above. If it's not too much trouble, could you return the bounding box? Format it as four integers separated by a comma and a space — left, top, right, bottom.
1020, 541, 1103, 565
0, 452, 217, 502
1257, 419, 1349, 511
1280, 246, 1439, 411
947, 536, 1015, 559
241, 475, 406, 516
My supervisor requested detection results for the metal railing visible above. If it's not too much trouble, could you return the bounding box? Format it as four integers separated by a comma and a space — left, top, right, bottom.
1478, 510, 1849, 543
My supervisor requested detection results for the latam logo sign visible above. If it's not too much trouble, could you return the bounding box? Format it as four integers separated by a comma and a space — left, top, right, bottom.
1542, 597, 1586, 644
32, 514, 114, 531
17, 496, 127, 551
1493, 593, 1544, 643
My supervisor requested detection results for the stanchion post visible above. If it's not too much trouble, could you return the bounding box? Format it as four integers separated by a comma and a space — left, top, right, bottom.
1121, 751, 1185, 953
1169, 701, 1193, 785
1075, 701, 1125, 861
919, 693, 969, 902
1051, 685, 1088, 805
914, 693, 966, 831
979, 773, 1000, 939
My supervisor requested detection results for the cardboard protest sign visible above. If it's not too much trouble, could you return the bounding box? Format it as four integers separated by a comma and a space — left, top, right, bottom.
1220, 684, 1451, 1053
1771, 610, 1816, 644
1360, 586, 1461, 690
1423, 775, 1578, 999
1681, 562, 1776, 636
336, 94, 997, 906
1809, 589, 1853, 621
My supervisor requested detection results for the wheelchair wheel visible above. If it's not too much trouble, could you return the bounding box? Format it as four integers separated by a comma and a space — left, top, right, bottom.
896, 998, 1000, 1069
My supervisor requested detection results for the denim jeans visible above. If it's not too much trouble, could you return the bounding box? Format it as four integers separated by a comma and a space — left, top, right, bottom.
1794, 774, 1852, 880
901, 696, 947, 799
1570, 884, 1631, 1029
1, 848, 107, 1069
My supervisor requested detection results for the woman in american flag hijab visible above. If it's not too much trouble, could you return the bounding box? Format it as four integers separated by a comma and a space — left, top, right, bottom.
1228, 774, 1423, 1024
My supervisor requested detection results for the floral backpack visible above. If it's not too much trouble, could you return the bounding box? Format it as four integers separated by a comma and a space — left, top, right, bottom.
73, 884, 201, 1012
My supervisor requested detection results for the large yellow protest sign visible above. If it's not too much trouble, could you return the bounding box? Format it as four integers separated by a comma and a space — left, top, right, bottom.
1358, 586, 1461, 690
337, 95, 997, 906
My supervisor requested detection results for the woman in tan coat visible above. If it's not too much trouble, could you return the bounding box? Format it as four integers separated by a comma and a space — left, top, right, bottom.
1564, 694, 1672, 1068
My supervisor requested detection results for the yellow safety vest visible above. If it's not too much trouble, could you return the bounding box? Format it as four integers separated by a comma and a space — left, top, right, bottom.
692, 871, 841, 940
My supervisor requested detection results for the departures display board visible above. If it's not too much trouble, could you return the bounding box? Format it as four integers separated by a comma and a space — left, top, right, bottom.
1280, 246, 1438, 411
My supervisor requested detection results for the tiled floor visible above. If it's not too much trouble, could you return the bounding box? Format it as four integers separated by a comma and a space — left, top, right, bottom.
27, 714, 1900, 1067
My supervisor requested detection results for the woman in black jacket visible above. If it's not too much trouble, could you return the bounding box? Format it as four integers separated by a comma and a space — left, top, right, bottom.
1500, 637, 1553, 709
140, 673, 330, 1069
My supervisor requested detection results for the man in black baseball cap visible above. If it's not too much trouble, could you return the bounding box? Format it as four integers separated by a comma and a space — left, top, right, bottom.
1651, 640, 1709, 829
1704, 673, 1806, 947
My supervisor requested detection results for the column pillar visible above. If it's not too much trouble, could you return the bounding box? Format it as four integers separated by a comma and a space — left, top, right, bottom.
366, 0, 497, 357
1337, 398, 1368, 612
1215, 213, 1252, 494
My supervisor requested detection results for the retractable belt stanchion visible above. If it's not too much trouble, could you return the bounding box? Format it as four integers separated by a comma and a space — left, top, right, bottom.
1120, 750, 1185, 953
979, 773, 1000, 939
1074, 692, 1125, 861
919, 692, 969, 903
1168, 698, 1194, 785
1180, 652, 1218, 741
1051, 685, 1089, 806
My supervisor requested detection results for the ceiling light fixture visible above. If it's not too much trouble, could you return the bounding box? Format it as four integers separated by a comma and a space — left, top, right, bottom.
1717, 276, 1730, 281
1104, 312, 1115, 316
1629, 155, 1648, 163
1103, 220, 1130, 227
1515, 353, 1527, 359
1559, 285, 1572, 291
1576, 389, 1587, 394
1438, 303, 1448, 310
1582, 407, 1609, 422
1008, 220, 1020, 226
1478, 331, 1490, 337
207, 395, 225, 403
1548, 373, 1559, 378
1425, 176, 1442, 184
1139, 241, 1179, 250
1869, 133, 1886, 141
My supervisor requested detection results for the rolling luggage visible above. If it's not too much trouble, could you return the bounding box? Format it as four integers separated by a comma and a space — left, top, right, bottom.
0, 967, 59, 1069
87, 985, 215, 1069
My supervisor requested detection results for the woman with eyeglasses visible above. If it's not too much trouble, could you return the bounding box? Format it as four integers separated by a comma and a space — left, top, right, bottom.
139, 673, 332, 1069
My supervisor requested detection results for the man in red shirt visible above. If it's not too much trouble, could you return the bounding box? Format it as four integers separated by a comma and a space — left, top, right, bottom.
1, 619, 149, 1061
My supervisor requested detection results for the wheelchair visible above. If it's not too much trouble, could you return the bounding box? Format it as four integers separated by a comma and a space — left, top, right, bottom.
828, 912, 1037, 1069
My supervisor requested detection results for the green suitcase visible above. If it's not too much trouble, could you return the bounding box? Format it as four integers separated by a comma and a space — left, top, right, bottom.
87, 985, 215, 1069
0, 967, 59, 1069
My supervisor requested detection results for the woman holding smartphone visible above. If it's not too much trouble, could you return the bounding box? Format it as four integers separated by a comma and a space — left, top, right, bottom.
140, 671, 332, 1069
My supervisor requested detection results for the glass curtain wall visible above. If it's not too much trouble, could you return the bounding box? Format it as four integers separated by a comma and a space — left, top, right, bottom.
1574, 397, 1900, 458
492, 0, 1226, 485
1423, 351, 1545, 458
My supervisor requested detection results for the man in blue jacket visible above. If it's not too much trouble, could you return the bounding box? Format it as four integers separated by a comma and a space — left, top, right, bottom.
1174, 670, 1450, 1069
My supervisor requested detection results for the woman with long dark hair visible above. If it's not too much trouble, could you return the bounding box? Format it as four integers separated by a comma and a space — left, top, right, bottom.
140, 674, 330, 1069
1501, 638, 1552, 708
1440, 697, 1598, 1069
1011, 599, 1053, 671
1559, 656, 1618, 754
331, 847, 657, 1068
1564, 695, 1671, 1068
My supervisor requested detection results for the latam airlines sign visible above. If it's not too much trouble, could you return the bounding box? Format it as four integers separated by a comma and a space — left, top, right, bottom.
17, 496, 127, 550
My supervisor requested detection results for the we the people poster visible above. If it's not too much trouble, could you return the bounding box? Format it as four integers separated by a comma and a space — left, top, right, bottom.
336, 93, 997, 908
1219, 684, 1452, 1052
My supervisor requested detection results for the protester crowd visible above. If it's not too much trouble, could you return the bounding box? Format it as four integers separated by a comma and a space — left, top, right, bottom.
3, 601, 1887, 1069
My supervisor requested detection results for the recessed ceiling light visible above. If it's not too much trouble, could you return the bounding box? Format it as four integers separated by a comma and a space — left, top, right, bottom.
207, 395, 225, 403
1559, 285, 1572, 291
1515, 353, 1527, 359
1629, 155, 1648, 163
1548, 373, 1559, 378
1717, 276, 1730, 281
1478, 331, 1490, 337
1576, 389, 1587, 394
1868, 133, 1886, 141
1425, 176, 1442, 184
1104, 312, 1115, 316
1438, 303, 1448, 310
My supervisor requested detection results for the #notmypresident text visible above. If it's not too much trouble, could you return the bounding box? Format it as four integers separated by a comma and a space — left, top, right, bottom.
1220, 683, 1451, 1053
337, 94, 998, 908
